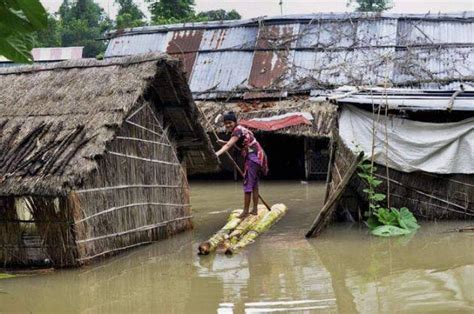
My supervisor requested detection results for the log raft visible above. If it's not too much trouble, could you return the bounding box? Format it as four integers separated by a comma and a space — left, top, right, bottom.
198, 204, 288, 256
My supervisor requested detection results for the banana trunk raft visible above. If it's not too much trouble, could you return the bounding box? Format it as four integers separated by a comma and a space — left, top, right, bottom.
198, 204, 288, 255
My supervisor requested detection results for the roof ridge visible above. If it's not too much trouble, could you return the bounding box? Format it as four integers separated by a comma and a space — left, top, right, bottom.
106, 11, 474, 38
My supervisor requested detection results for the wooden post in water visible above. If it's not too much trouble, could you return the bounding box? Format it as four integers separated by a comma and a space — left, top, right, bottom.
305, 152, 364, 238
304, 137, 310, 181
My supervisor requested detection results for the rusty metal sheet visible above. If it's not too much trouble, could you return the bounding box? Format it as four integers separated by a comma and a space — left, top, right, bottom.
249, 50, 295, 89
103, 13, 474, 94
166, 30, 203, 79
255, 23, 300, 49
249, 24, 300, 89
166, 29, 204, 53
200, 26, 258, 50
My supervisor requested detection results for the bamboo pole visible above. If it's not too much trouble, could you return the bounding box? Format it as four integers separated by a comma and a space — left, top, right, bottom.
197, 106, 271, 211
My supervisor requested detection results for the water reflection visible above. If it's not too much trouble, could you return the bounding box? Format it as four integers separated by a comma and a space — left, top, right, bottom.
311, 224, 474, 313
0, 181, 472, 313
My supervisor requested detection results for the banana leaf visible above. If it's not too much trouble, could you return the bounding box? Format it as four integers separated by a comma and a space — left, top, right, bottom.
371, 225, 412, 237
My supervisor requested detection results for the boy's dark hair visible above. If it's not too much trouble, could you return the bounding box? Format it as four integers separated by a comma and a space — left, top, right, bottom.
223, 111, 237, 122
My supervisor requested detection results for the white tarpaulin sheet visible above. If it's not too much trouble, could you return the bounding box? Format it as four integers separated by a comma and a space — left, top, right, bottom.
339, 105, 474, 174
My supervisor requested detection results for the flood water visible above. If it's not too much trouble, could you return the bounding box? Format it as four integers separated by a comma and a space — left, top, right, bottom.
1, 181, 473, 313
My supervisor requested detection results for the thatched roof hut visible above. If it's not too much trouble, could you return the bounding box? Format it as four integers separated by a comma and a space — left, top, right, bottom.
0, 53, 218, 267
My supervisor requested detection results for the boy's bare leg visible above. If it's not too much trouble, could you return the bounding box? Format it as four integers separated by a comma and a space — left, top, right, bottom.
238, 192, 251, 218
250, 186, 259, 215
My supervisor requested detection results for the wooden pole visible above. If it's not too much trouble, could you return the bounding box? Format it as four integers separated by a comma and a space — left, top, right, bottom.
304, 137, 309, 181
198, 107, 272, 211
323, 137, 336, 204
233, 165, 238, 181
305, 152, 364, 238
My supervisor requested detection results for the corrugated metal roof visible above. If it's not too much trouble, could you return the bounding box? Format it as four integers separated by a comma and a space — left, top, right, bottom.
393, 47, 474, 84
199, 26, 258, 50
357, 19, 398, 46
397, 20, 474, 45
189, 51, 254, 92
297, 21, 356, 48
105, 12, 474, 98
105, 33, 168, 56
166, 29, 203, 53
248, 24, 300, 89
105, 12, 474, 38
165, 29, 203, 78
323, 87, 474, 111
1, 47, 83, 63
292, 48, 395, 87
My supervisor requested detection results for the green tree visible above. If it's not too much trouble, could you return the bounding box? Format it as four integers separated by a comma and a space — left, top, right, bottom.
147, 0, 242, 25
59, 0, 112, 57
196, 9, 241, 21
348, 0, 393, 12
147, 0, 195, 24
0, 0, 48, 63
34, 14, 62, 47
115, 0, 146, 29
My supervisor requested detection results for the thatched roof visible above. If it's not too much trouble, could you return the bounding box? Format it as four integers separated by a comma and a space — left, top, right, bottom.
197, 98, 337, 138
0, 53, 217, 196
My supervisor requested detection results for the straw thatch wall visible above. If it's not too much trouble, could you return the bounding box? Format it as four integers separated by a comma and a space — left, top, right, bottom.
197, 99, 337, 138
0, 195, 79, 267
73, 102, 191, 263
0, 53, 217, 267
329, 134, 474, 221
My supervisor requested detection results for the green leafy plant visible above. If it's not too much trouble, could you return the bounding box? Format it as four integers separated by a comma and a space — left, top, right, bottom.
358, 159, 420, 237
347, 0, 393, 12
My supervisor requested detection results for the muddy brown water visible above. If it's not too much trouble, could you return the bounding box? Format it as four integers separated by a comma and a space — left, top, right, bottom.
0, 181, 473, 313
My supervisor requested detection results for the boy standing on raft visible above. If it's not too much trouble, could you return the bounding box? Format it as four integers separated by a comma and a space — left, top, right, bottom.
216, 112, 268, 218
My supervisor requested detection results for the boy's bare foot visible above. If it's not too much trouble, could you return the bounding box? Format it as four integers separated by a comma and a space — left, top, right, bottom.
238, 210, 249, 219
250, 208, 258, 215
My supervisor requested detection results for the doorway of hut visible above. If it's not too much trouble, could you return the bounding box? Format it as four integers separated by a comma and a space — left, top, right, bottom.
191, 133, 330, 181
258, 134, 329, 180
